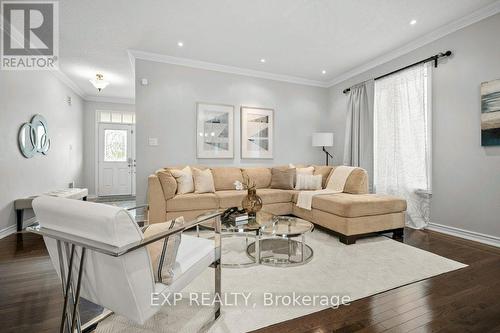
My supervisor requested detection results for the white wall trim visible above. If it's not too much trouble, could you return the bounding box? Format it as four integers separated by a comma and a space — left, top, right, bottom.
128, 49, 330, 88
427, 222, 500, 248
84, 95, 135, 104
52, 68, 86, 98
327, 0, 500, 86
0, 224, 16, 239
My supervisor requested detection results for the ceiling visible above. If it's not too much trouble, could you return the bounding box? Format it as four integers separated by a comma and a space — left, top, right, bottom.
58, 0, 499, 101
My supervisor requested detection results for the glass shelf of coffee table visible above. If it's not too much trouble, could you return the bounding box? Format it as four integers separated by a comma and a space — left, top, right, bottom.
196, 211, 275, 268
246, 215, 314, 267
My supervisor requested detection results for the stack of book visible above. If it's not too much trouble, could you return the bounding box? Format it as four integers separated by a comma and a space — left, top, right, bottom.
231, 212, 249, 226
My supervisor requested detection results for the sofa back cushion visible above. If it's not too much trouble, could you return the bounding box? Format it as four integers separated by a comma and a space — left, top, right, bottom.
156, 169, 177, 200
242, 167, 272, 189
313, 165, 334, 189
211, 167, 243, 191
270, 167, 296, 190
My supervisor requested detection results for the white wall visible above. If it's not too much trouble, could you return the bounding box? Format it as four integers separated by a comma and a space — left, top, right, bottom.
328, 14, 500, 237
0, 71, 84, 233
135, 60, 330, 203
83, 101, 135, 196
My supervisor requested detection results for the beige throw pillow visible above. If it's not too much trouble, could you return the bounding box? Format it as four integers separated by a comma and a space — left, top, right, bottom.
144, 216, 184, 284
270, 168, 296, 190
170, 166, 194, 194
192, 168, 215, 193
295, 174, 322, 190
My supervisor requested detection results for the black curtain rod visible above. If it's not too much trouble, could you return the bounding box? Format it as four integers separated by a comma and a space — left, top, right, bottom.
342, 50, 452, 94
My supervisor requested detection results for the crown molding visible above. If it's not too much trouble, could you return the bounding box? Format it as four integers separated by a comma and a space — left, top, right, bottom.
51, 68, 86, 98
84, 95, 135, 105
128, 49, 330, 88
327, 0, 500, 86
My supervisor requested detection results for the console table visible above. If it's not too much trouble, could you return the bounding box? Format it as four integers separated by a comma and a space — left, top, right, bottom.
14, 188, 88, 231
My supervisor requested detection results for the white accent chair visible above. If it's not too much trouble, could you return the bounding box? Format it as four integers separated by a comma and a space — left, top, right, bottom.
29, 196, 221, 332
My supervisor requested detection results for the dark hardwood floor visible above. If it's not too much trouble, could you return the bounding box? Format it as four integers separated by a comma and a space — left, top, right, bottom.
1, 228, 499, 332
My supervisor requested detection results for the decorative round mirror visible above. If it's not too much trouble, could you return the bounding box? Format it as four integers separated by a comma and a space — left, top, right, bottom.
18, 114, 50, 158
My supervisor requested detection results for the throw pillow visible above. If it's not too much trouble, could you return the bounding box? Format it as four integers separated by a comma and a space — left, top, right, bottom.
170, 166, 194, 194
296, 166, 314, 176
270, 167, 296, 190
144, 216, 184, 284
192, 168, 215, 193
295, 174, 322, 190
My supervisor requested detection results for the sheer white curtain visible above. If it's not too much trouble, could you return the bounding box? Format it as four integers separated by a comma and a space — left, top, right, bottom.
374, 63, 431, 229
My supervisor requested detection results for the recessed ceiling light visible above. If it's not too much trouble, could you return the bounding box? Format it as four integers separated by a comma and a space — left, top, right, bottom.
177, 41, 184, 47
410, 19, 417, 25
321, 70, 327, 75
260, 58, 266, 63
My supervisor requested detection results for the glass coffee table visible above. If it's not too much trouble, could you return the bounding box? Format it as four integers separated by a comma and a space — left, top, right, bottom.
197, 211, 314, 267
246, 215, 314, 267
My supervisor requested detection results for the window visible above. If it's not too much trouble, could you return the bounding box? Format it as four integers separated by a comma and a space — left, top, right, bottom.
98, 110, 135, 124
104, 129, 127, 162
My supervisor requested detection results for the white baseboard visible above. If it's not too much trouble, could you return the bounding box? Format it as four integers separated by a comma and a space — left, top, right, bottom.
0, 224, 16, 239
0, 217, 38, 240
426, 222, 500, 248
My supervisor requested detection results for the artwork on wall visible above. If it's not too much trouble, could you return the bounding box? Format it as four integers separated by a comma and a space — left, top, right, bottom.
18, 114, 51, 158
481, 79, 500, 146
240, 106, 274, 159
196, 103, 234, 158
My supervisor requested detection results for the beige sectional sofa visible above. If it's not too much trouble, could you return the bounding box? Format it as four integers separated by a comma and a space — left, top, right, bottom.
147, 165, 407, 244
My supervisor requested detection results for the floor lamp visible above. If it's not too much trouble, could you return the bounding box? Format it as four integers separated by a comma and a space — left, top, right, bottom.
312, 132, 334, 166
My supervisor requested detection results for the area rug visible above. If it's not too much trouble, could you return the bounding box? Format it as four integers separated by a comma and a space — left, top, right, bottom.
95, 229, 466, 333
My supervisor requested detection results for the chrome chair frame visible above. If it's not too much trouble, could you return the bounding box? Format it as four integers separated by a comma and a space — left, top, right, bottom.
27, 210, 222, 333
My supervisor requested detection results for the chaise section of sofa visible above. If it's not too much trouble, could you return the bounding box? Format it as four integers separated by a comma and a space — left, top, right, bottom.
147, 165, 406, 244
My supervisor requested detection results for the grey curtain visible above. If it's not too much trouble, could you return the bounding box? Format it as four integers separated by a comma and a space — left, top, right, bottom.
343, 81, 374, 191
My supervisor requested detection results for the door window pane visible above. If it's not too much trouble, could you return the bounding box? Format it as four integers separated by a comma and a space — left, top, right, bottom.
104, 129, 127, 162
100, 112, 111, 122
111, 112, 122, 123
122, 113, 134, 124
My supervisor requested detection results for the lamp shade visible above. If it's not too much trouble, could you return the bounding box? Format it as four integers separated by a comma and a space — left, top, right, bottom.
312, 132, 333, 147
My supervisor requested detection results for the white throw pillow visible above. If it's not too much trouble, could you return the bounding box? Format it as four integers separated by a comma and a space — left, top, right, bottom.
289, 164, 314, 176
144, 216, 184, 285
193, 168, 215, 193
170, 166, 194, 194
295, 174, 322, 190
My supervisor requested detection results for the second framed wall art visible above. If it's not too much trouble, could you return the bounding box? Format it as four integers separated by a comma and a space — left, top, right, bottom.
240, 106, 274, 159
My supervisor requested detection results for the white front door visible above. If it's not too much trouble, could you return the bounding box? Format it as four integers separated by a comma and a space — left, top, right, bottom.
98, 123, 133, 196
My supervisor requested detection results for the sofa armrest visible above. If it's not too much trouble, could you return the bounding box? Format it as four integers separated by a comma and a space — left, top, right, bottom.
344, 168, 369, 194
147, 175, 167, 224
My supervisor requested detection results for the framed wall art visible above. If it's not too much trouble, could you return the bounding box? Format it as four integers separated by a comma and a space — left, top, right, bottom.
480, 79, 500, 146
240, 106, 274, 159
196, 103, 234, 158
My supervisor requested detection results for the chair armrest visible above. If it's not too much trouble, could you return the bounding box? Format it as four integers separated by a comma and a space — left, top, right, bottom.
126, 204, 148, 212
27, 211, 222, 257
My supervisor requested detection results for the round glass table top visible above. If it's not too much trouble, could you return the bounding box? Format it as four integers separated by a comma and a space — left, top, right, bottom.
198, 210, 313, 236
261, 216, 314, 237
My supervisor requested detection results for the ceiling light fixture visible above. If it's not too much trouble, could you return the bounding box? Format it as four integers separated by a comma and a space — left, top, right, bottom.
177, 41, 184, 47
260, 58, 266, 63
410, 19, 417, 25
322, 70, 327, 74
89, 73, 109, 92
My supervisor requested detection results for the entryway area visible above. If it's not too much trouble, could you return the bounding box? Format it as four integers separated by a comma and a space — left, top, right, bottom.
96, 110, 136, 197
